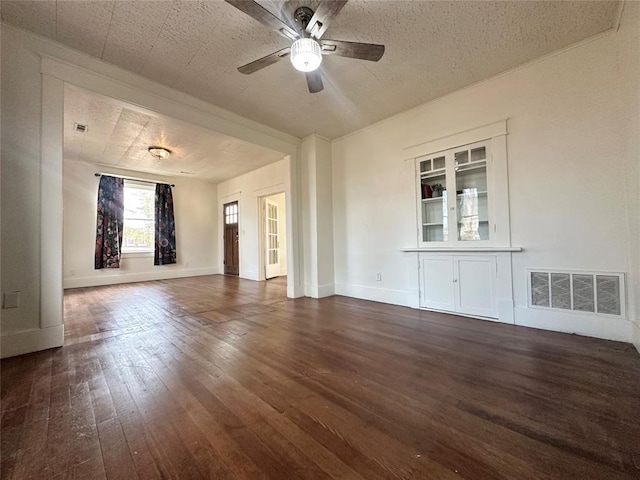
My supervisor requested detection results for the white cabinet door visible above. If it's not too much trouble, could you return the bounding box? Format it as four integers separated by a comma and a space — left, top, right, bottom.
454, 256, 497, 318
420, 256, 455, 311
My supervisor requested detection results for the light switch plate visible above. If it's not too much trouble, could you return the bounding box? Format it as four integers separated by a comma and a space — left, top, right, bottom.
3, 291, 20, 309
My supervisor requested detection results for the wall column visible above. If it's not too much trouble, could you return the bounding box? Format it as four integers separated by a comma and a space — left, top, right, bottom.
301, 135, 334, 298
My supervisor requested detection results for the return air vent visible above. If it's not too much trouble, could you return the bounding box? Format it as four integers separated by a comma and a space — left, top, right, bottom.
528, 270, 624, 316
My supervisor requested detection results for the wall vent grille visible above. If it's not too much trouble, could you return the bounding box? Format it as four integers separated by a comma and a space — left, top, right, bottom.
528, 270, 624, 317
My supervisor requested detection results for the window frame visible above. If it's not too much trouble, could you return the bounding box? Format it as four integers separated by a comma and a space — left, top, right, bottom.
121, 181, 156, 254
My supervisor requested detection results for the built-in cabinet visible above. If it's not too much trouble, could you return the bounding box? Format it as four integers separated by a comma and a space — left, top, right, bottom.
417, 140, 493, 245
420, 254, 497, 318
404, 121, 520, 324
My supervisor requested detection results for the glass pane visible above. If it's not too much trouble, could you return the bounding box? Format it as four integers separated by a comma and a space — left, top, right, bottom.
122, 219, 154, 249
433, 156, 445, 170
456, 157, 488, 241
531, 272, 550, 307
572, 275, 595, 312
470, 146, 486, 162
420, 168, 447, 242
454, 150, 469, 165
596, 275, 620, 315
420, 158, 431, 173
123, 186, 154, 250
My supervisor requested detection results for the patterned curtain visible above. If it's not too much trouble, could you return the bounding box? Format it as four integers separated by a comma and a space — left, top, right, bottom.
94, 175, 124, 269
155, 183, 177, 265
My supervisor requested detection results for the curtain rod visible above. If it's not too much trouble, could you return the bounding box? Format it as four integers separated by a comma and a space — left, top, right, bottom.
94, 173, 175, 187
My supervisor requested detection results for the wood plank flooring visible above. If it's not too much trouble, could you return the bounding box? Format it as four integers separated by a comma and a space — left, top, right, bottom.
2, 275, 640, 479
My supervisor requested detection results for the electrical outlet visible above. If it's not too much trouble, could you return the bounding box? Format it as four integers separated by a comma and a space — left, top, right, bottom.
3, 291, 20, 309
375, 273, 382, 281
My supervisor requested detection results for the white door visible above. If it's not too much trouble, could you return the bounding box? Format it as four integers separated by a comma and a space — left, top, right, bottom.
265, 199, 280, 279
420, 255, 455, 311
454, 255, 497, 318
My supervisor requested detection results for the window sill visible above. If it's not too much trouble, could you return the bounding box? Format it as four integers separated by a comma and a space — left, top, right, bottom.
122, 251, 154, 258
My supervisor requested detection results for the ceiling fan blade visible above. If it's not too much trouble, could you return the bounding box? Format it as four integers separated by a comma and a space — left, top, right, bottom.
238, 47, 291, 74
225, 0, 299, 40
306, 0, 348, 39
320, 39, 385, 61
305, 71, 324, 93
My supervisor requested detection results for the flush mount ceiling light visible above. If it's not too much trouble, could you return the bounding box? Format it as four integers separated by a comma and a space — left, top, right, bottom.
290, 38, 322, 72
148, 146, 171, 160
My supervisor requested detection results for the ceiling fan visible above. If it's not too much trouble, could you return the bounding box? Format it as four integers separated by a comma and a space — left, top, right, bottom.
225, 0, 385, 93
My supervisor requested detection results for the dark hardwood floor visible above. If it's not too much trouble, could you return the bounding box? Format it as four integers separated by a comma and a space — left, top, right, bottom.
2, 275, 639, 479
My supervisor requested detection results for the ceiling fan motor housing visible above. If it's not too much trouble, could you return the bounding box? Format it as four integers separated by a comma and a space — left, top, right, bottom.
294, 6, 315, 36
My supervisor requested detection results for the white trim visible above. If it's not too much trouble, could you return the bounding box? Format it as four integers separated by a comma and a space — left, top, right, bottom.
1, 325, 64, 359
220, 196, 241, 278
40, 74, 64, 329
305, 283, 335, 299
334, 283, 417, 308
121, 251, 154, 258
402, 246, 522, 253
63, 267, 219, 289
418, 307, 506, 324
514, 306, 631, 343
404, 119, 508, 160
38, 52, 299, 154
633, 322, 640, 355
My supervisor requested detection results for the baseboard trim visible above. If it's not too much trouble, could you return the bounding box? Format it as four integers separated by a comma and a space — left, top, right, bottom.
334, 283, 417, 308
633, 322, 640, 356
63, 267, 219, 289
1, 325, 64, 359
240, 270, 259, 282
514, 306, 632, 343
304, 283, 335, 298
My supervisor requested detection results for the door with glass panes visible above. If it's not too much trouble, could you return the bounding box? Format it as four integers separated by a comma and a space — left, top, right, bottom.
417, 141, 491, 245
265, 199, 280, 279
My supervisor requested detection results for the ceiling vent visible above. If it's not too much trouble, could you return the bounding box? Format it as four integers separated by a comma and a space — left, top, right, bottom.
73, 123, 88, 133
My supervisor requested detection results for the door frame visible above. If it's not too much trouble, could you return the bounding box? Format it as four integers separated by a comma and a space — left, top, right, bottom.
264, 197, 280, 279
223, 200, 240, 276
220, 192, 242, 276
257, 191, 286, 281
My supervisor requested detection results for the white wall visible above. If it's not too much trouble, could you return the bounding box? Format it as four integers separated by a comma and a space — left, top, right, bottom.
63, 161, 218, 288
217, 159, 288, 281
619, 5, 640, 352
332, 4, 640, 343
1, 23, 47, 337
266, 192, 288, 276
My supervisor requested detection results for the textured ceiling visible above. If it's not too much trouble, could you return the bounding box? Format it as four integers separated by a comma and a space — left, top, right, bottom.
2, 1, 620, 139
64, 85, 285, 181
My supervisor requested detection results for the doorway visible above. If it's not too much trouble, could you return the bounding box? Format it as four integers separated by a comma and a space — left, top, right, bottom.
262, 193, 287, 280
223, 201, 239, 275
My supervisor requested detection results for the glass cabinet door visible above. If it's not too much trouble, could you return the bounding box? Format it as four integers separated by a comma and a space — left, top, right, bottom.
453, 144, 489, 241
419, 154, 448, 242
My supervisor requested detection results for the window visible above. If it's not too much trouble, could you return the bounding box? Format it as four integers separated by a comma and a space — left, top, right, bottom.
224, 202, 238, 225
122, 182, 155, 252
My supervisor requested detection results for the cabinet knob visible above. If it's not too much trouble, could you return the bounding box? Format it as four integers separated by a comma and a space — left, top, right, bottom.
453, 279, 458, 283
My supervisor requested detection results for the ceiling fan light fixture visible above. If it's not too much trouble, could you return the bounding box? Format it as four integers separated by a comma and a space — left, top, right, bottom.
148, 146, 171, 160
290, 38, 322, 72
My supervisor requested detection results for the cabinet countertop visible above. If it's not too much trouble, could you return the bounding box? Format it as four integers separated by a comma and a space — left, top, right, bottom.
401, 246, 523, 253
